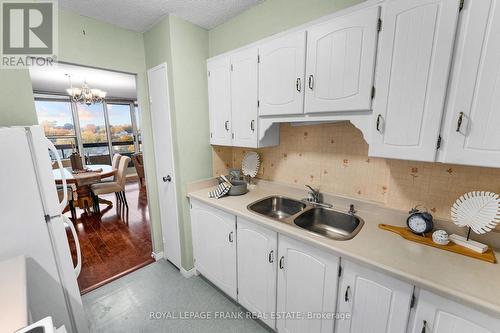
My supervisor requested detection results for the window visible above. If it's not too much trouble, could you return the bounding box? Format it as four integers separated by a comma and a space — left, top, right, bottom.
35, 99, 78, 159
77, 103, 111, 164
107, 103, 135, 157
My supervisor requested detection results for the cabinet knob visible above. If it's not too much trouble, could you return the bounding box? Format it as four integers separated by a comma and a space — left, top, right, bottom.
268, 250, 274, 263
250, 120, 255, 132
228, 231, 234, 243
279, 256, 285, 269
376, 114, 383, 132
308, 75, 314, 90
344, 286, 351, 302
162, 175, 172, 182
456, 112, 465, 132
296, 77, 301, 92
224, 120, 230, 131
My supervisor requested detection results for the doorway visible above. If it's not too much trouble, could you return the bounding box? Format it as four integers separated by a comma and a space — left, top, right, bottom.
30, 62, 155, 294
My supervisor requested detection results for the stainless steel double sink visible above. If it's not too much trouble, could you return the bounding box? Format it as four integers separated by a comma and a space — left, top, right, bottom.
247, 196, 364, 241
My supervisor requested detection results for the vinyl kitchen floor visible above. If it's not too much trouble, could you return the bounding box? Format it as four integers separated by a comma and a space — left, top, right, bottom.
82, 260, 272, 333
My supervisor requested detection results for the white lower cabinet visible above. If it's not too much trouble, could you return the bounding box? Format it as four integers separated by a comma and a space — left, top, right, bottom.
190, 200, 237, 299
335, 260, 413, 333
236, 217, 278, 329
411, 290, 500, 333
277, 235, 339, 333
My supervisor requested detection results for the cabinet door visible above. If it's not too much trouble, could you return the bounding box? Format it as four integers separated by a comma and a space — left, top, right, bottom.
190, 200, 237, 299
258, 31, 306, 116
231, 48, 258, 147
237, 218, 277, 329
207, 57, 232, 146
411, 290, 500, 333
443, 0, 500, 167
304, 6, 380, 113
336, 260, 413, 333
276, 235, 339, 333
369, 0, 459, 161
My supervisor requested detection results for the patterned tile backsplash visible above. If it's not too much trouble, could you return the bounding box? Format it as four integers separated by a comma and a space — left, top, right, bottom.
212, 122, 500, 224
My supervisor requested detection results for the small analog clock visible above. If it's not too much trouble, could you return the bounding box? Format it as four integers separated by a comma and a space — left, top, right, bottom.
407, 208, 434, 234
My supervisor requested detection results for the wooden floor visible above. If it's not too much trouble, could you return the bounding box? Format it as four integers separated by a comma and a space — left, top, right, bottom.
66, 182, 154, 294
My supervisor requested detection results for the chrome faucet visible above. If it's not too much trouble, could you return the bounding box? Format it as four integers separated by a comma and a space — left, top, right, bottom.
303, 185, 333, 208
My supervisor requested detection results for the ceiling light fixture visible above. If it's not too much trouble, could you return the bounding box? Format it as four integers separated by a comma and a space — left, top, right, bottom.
65, 74, 107, 105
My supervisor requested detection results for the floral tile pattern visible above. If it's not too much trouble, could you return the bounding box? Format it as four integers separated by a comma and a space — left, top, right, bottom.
212, 122, 500, 224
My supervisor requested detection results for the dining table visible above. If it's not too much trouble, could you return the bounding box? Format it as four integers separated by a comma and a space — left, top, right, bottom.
53, 164, 116, 213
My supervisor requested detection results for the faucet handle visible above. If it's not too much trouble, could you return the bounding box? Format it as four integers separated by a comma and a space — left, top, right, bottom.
305, 185, 320, 203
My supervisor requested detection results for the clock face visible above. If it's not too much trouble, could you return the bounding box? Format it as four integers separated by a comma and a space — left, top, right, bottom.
408, 214, 428, 233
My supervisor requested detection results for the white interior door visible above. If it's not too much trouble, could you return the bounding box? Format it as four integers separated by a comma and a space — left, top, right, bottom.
147, 63, 181, 269
237, 218, 277, 329
336, 260, 413, 333
277, 235, 339, 333
443, 0, 500, 168
207, 57, 232, 146
231, 47, 258, 147
305, 6, 380, 113
369, 0, 460, 161
410, 290, 500, 333
258, 31, 306, 116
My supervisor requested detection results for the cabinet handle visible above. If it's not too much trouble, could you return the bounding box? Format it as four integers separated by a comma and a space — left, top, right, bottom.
224, 120, 229, 131
268, 250, 274, 263
279, 256, 285, 269
296, 77, 301, 92
421, 320, 427, 333
344, 286, 350, 302
456, 112, 465, 132
228, 231, 234, 243
376, 114, 382, 132
250, 120, 255, 132
308, 75, 314, 90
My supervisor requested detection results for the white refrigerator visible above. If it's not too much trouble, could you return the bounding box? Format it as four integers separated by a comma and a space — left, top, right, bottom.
0, 126, 88, 333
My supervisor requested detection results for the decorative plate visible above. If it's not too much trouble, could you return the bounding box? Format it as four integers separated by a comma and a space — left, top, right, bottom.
451, 191, 500, 234
242, 152, 260, 178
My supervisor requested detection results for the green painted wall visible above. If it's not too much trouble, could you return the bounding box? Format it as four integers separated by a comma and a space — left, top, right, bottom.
208, 0, 365, 57
144, 15, 211, 269
0, 9, 163, 254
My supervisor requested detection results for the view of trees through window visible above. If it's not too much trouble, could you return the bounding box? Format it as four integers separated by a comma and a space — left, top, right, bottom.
35, 97, 140, 163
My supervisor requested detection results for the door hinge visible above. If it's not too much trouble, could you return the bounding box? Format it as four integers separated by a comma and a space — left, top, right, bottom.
257, 54, 260, 63
459, 0, 465, 12
208, 71, 210, 77
410, 293, 416, 308
232, 133, 234, 139
210, 132, 213, 138
338, 265, 342, 277
257, 100, 260, 108
437, 135, 442, 150
230, 64, 234, 71
377, 18, 382, 32
371, 86, 376, 99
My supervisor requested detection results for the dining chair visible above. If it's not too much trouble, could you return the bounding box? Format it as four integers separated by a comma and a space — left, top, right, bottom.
52, 159, 72, 169
131, 153, 145, 187
91, 156, 131, 213
57, 185, 76, 220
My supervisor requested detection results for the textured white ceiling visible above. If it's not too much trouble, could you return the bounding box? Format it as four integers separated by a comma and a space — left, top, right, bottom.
59, 0, 261, 32
30, 63, 137, 99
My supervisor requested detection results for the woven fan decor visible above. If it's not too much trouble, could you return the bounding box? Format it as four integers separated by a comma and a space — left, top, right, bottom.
242, 152, 260, 178
451, 191, 500, 234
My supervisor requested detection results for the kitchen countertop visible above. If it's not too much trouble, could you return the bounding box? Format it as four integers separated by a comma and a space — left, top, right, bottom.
187, 179, 500, 318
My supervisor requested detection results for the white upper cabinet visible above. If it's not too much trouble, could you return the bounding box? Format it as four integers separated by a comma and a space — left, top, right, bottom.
336, 260, 413, 333
410, 290, 500, 333
231, 48, 259, 147
258, 31, 306, 116
236, 218, 277, 330
442, 0, 500, 168
305, 6, 380, 114
276, 235, 339, 333
207, 57, 232, 146
190, 200, 237, 299
369, 0, 460, 161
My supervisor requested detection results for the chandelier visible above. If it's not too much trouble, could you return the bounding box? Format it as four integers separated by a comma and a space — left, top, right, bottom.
65, 74, 106, 105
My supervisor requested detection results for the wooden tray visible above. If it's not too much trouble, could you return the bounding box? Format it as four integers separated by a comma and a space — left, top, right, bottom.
379, 224, 497, 264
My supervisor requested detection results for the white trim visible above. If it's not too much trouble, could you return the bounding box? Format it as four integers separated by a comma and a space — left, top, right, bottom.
151, 251, 164, 261
180, 267, 197, 278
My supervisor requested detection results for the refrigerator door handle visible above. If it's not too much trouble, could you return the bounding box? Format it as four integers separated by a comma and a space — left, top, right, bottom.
46, 138, 68, 212
62, 215, 81, 278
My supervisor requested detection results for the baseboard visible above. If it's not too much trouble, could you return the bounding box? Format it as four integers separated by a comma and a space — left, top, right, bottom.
180, 266, 197, 278
151, 251, 164, 261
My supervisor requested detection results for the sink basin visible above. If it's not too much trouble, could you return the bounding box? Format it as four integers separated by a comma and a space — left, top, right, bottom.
248, 196, 306, 220
294, 208, 364, 240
